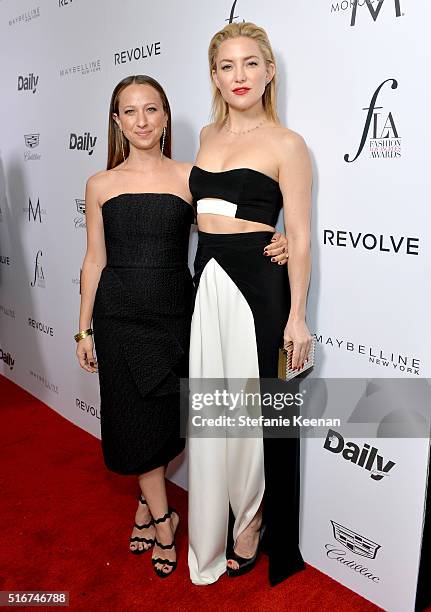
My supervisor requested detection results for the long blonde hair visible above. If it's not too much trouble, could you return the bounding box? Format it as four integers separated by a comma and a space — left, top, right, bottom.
208, 22, 279, 125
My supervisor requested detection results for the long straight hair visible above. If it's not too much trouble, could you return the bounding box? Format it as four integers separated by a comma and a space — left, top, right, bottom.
107, 75, 172, 170
208, 22, 279, 126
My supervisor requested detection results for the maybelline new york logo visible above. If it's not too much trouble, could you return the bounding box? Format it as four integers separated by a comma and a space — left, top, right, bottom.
24, 197, 46, 222
9, 7, 40, 26
74, 199, 86, 229
314, 333, 421, 375
69, 132, 97, 155
18, 73, 38, 94
30, 250, 45, 288
323, 429, 396, 480
325, 520, 381, 583
345, 79, 400, 162
60, 59, 101, 77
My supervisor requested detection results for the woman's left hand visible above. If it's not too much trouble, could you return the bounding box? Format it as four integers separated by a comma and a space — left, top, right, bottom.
284, 318, 313, 370
264, 231, 288, 265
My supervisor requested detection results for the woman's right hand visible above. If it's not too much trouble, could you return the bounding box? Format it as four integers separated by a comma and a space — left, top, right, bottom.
76, 335, 98, 373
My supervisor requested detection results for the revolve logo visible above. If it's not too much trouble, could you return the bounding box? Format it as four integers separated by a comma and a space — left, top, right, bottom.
69, 132, 97, 155
28, 317, 54, 337
323, 429, 396, 481
76, 398, 100, 420
30, 250, 45, 288
344, 79, 400, 162
18, 73, 38, 94
114, 42, 161, 66
323, 229, 419, 255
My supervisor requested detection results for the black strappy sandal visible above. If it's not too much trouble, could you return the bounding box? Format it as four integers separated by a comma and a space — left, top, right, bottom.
226, 525, 266, 577
129, 495, 155, 555
151, 508, 179, 578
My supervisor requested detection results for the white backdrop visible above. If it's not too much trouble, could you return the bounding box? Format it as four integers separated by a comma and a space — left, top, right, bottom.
0, 1, 430, 610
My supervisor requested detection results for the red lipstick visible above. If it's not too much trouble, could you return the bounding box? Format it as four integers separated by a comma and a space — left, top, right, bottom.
232, 87, 250, 95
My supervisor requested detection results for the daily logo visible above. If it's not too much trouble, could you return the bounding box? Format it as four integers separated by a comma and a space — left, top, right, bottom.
69, 132, 97, 155
24, 197, 46, 222
344, 79, 400, 162
18, 73, 38, 94
74, 198, 86, 229
30, 250, 45, 288
323, 429, 396, 480
0, 346, 15, 370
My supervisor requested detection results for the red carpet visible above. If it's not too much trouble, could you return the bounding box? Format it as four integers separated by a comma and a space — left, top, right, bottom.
0, 375, 383, 611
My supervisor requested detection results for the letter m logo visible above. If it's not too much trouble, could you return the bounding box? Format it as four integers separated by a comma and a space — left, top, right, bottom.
351, 0, 402, 26
28, 197, 41, 222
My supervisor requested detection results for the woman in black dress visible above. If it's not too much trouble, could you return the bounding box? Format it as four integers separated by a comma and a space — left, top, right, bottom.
76, 75, 288, 578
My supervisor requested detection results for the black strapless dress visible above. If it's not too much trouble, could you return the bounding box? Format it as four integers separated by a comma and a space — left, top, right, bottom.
92, 193, 194, 475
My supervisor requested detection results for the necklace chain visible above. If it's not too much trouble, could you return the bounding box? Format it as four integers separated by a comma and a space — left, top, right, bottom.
225, 117, 265, 136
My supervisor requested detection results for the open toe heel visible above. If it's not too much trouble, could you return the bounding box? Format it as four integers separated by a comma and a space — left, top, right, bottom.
129, 495, 155, 555
151, 508, 179, 578
226, 524, 266, 578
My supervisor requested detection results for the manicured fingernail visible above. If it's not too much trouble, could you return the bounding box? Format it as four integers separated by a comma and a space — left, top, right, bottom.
90, 362, 94, 366
271, 257, 275, 262
278, 261, 282, 265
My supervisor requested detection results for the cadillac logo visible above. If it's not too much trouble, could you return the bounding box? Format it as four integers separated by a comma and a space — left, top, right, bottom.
331, 520, 381, 559
24, 133, 40, 148
75, 199, 85, 215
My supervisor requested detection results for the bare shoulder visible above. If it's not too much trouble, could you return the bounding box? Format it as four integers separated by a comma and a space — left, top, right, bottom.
168, 159, 193, 180
199, 122, 219, 143
86, 169, 117, 205
273, 126, 308, 155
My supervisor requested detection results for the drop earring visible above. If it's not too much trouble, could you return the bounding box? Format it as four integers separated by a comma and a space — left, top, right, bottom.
120, 128, 126, 162
160, 126, 166, 159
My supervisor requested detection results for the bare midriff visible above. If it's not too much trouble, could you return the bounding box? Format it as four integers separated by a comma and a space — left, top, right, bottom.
197, 213, 275, 234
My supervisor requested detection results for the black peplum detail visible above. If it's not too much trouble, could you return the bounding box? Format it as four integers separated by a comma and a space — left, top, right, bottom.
93, 194, 194, 474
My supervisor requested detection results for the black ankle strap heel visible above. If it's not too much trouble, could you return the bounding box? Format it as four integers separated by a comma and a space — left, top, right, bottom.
151, 508, 179, 578
129, 495, 155, 555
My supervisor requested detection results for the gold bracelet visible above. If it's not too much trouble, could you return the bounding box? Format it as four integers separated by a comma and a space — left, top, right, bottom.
74, 328, 93, 343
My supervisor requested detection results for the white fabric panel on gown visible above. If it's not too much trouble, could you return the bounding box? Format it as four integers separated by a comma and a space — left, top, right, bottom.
188, 258, 265, 585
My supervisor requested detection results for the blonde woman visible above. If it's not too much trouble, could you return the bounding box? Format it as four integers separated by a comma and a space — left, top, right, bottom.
188, 23, 312, 585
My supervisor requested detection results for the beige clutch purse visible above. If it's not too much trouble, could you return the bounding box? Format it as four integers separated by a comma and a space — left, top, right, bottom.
278, 337, 316, 381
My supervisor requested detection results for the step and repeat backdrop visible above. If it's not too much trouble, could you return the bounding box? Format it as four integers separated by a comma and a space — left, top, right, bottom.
0, 0, 430, 609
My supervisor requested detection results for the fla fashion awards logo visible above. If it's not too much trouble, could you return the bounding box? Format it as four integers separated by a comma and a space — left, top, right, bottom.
227, 0, 244, 23
325, 520, 381, 583
30, 250, 45, 288
344, 79, 400, 162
